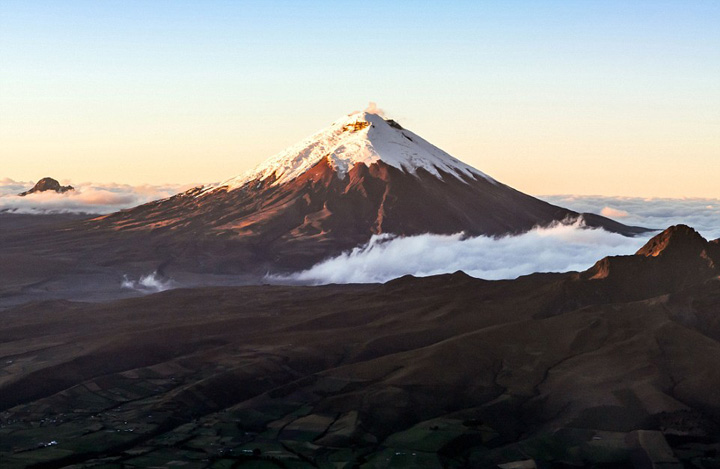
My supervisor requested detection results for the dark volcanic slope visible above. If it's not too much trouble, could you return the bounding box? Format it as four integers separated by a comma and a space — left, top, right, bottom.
68, 112, 646, 275
1, 225, 719, 468
83, 112, 648, 274
88, 158, 647, 274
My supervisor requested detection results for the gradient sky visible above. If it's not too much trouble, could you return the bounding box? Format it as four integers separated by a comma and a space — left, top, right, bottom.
1, 1, 719, 197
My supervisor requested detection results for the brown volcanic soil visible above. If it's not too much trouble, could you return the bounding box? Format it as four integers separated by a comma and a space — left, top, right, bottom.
1, 226, 719, 468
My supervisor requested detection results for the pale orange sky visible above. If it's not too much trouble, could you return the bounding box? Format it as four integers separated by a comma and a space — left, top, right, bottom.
2, 1, 719, 198
4, 103, 718, 198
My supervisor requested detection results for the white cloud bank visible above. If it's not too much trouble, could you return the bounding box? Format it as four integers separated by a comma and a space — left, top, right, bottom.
0, 178, 195, 214
276, 196, 720, 285
273, 220, 651, 285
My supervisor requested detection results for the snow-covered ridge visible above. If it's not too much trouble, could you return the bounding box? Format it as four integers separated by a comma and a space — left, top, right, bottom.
205, 111, 494, 193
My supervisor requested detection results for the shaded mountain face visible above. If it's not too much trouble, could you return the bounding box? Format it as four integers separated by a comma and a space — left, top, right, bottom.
88, 111, 647, 273
18, 177, 74, 196
573, 224, 720, 305
636, 224, 714, 259
1, 225, 719, 468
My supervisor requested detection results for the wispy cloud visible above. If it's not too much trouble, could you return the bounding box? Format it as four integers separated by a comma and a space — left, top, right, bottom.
121, 271, 174, 293
0, 178, 196, 214
364, 101, 386, 117
600, 206, 629, 218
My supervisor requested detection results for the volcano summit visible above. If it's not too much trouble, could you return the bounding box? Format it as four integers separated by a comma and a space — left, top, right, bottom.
90, 110, 647, 273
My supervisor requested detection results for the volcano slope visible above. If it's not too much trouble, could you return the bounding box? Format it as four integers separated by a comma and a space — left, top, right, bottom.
0, 112, 647, 308
1, 225, 719, 468
85, 112, 646, 273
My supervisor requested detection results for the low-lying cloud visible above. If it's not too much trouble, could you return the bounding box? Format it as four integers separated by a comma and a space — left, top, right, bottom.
274, 220, 651, 285
121, 271, 174, 293
278, 195, 720, 285
0, 178, 195, 214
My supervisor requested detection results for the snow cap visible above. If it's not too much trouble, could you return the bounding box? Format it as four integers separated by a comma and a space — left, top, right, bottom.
208, 108, 494, 192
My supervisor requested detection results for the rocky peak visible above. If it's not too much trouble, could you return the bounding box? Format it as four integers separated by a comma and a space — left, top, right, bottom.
581, 224, 720, 302
19, 177, 74, 196
636, 225, 709, 258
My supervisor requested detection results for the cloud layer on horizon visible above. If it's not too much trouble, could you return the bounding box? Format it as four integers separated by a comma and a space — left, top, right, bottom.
541, 195, 720, 239
5, 181, 720, 286
0, 178, 195, 214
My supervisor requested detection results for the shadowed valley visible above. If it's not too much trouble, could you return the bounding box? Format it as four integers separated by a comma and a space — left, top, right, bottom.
2, 226, 719, 468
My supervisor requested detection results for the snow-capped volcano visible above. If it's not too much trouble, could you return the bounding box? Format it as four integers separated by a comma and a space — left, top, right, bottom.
207, 111, 493, 193
92, 108, 648, 273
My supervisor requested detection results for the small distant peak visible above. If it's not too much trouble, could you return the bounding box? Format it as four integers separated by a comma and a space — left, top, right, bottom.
19, 177, 74, 196
636, 225, 707, 258
450, 270, 472, 278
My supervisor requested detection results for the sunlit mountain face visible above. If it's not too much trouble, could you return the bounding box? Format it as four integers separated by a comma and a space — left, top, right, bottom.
87, 110, 646, 275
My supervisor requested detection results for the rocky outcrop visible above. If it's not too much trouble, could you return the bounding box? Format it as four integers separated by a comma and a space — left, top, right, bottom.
19, 177, 74, 196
